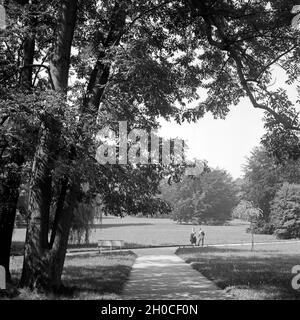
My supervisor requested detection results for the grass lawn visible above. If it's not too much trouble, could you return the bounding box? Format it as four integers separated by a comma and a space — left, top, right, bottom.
13, 216, 277, 248
176, 242, 300, 300
8, 251, 136, 300
10, 217, 300, 300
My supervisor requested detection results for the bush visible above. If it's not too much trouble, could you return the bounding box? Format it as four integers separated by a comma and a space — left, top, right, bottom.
252, 221, 274, 235
270, 183, 300, 239
274, 229, 293, 239
203, 219, 228, 226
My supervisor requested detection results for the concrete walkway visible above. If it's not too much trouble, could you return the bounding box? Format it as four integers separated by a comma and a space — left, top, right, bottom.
121, 247, 231, 300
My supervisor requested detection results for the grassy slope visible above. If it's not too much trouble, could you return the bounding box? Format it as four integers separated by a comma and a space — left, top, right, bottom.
177, 243, 300, 300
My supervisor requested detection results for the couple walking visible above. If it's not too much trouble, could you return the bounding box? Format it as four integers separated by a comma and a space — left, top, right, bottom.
190, 227, 205, 247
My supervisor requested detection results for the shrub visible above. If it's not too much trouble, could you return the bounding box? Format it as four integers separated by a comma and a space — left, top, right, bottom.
252, 221, 274, 234
270, 183, 300, 239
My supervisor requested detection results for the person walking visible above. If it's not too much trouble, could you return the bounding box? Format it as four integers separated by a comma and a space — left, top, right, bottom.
190, 228, 197, 246
197, 228, 205, 247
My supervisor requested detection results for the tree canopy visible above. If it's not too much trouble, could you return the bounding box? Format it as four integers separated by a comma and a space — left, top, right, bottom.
160, 168, 238, 224
0, 0, 299, 293
240, 145, 300, 234
270, 183, 300, 239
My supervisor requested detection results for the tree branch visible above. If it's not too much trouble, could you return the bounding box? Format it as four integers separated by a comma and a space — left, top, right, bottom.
194, 4, 300, 132
32, 50, 50, 87
21, 64, 55, 89
231, 50, 300, 131
246, 45, 298, 82
117, 0, 175, 42
0, 64, 55, 89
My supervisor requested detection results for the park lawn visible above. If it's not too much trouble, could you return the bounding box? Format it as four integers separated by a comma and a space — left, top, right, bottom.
13, 217, 277, 248
176, 242, 300, 300
8, 251, 136, 300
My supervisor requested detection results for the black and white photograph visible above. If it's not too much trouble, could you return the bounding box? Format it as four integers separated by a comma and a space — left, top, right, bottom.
0, 0, 300, 312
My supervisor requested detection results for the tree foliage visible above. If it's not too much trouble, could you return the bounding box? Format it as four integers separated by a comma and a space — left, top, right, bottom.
232, 200, 263, 250
241, 146, 300, 234
1, 0, 300, 292
270, 183, 300, 239
160, 168, 238, 224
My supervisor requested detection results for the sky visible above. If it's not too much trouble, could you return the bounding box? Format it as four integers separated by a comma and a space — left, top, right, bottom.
158, 99, 265, 180
158, 69, 299, 180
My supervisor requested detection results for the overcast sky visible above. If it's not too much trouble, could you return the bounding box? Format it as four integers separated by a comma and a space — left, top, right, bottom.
158, 100, 265, 179
158, 68, 299, 180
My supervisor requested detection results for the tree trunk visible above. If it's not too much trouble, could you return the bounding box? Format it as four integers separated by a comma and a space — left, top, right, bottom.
20, 0, 78, 292
48, 183, 78, 289
0, 151, 24, 282
49, 176, 68, 248
250, 221, 254, 251
82, 0, 127, 116
21, 0, 128, 292
20, 180, 79, 291
0, 0, 35, 282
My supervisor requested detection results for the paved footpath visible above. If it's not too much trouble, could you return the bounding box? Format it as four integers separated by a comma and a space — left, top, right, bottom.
121, 247, 232, 300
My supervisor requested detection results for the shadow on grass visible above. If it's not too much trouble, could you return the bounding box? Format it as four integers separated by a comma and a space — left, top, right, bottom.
7, 251, 136, 300
176, 246, 300, 300
62, 252, 137, 299
63, 265, 132, 295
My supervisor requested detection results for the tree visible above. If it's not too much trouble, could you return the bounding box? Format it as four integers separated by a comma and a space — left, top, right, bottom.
69, 202, 96, 245
242, 147, 280, 231
196, 169, 238, 223
1, 0, 300, 293
3, 0, 202, 292
242, 146, 300, 233
0, 0, 38, 281
185, 0, 300, 133
232, 200, 263, 251
161, 168, 237, 224
185, 0, 300, 167
270, 183, 300, 239
19, 0, 79, 291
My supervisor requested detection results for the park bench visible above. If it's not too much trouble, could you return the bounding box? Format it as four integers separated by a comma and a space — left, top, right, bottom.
97, 240, 124, 253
